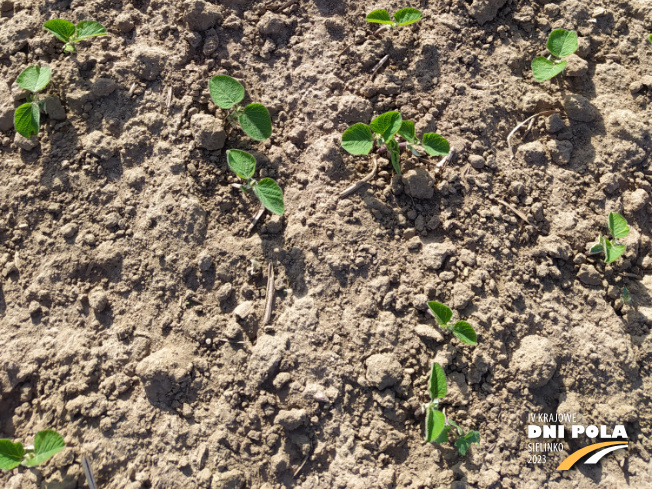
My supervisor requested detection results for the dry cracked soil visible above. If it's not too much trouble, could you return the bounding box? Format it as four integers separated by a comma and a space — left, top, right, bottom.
1, 0, 652, 488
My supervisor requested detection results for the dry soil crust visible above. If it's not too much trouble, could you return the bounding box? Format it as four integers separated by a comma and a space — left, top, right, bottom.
1, 0, 652, 488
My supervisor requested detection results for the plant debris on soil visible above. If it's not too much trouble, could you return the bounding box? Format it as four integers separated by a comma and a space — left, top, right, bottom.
1, 0, 652, 488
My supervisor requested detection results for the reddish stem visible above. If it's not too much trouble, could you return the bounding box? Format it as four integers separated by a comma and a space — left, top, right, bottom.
377, 142, 407, 154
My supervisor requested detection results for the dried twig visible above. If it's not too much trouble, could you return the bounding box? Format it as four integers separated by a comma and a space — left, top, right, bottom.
128, 82, 136, 97
339, 156, 378, 199
269, 0, 299, 11
293, 442, 312, 478
622, 272, 641, 279
470, 82, 503, 90
338, 44, 351, 57
263, 263, 275, 324
371, 54, 390, 77
166, 87, 172, 110
507, 110, 559, 159
213, 338, 246, 345
247, 204, 266, 233
489, 196, 531, 224
82, 457, 97, 489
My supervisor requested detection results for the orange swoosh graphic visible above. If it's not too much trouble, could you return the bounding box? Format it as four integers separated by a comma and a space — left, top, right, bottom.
556, 441, 628, 470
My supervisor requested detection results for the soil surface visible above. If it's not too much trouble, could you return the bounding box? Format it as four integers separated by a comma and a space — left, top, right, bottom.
1, 0, 652, 488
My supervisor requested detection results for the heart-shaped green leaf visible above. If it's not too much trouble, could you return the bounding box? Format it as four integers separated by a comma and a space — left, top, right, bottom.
453, 321, 477, 346
23, 430, 65, 467
398, 120, 416, 143
74, 21, 107, 41
0, 439, 25, 470
425, 406, 446, 443
604, 240, 626, 264
433, 424, 451, 444
370, 111, 402, 143
547, 29, 578, 58
43, 19, 76, 42
588, 240, 603, 255
14, 102, 41, 138
366, 9, 393, 24
209, 75, 245, 109
428, 362, 447, 399
532, 57, 566, 82
427, 301, 452, 327
16, 66, 51, 93
227, 149, 256, 180
341, 123, 373, 155
422, 133, 449, 156
394, 8, 422, 26
239, 103, 272, 141
454, 430, 480, 456
608, 212, 629, 239
253, 178, 284, 215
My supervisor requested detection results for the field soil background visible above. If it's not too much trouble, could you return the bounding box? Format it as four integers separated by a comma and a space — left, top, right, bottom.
1, 0, 652, 488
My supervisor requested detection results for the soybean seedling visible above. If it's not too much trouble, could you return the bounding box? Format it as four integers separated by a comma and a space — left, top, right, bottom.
366, 8, 422, 36
228, 149, 284, 216
209, 75, 272, 141
14, 65, 51, 138
622, 287, 631, 304
427, 301, 477, 345
423, 363, 480, 455
587, 212, 630, 264
0, 430, 65, 470
43, 19, 107, 53
341, 111, 449, 176
532, 29, 578, 82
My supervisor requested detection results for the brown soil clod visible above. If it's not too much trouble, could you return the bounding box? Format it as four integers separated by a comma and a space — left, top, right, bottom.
507, 110, 560, 159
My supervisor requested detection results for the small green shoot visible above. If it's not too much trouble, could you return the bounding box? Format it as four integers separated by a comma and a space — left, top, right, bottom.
0, 430, 65, 470
341, 111, 449, 176
532, 29, 578, 82
587, 212, 630, 264
228, 149, 284, 215
14, 65, 51, 138
427, 301, 477, 345
43, 19, 106, 53
423, 363, 480, 455
621, 287, 631, 304
649, 34, 652, 46
366, 8, 422, 35
209, 75, 272, 141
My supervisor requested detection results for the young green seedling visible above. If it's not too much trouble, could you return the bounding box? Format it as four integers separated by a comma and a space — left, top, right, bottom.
209, 75, 272, 141
532, 29, 578, 82
43, 19, 106, 53
649, 34, 652, 46
13, 65, 51, 138
228, 149, 284, 215
341, 111, 449, 176
621, 286, 631, 304
423, 363, 480, 455
366, 8, 422, 36
0, 430, 65, 470
587, 212, 630, 264
427, 301, 477, 345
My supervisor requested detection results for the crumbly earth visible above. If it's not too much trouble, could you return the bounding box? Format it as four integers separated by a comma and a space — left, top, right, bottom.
1, 0, 651, 488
